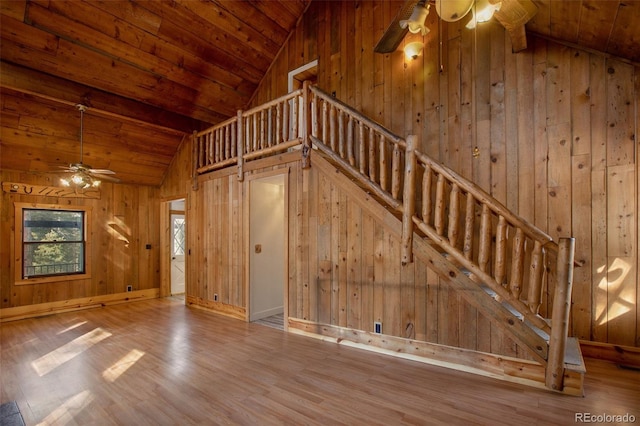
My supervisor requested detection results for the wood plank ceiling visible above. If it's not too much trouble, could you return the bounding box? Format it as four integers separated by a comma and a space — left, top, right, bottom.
1, 0, 638, 186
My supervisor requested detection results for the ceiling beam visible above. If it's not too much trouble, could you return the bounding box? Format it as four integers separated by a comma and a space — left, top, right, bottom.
0, 60, 209, 135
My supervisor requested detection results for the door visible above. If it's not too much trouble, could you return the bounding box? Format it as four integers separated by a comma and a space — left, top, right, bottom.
170, 211, 186, 295
249, 174, 286, 321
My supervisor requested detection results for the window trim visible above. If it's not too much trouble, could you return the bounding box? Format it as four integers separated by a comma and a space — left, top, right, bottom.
14, 203, 92, 285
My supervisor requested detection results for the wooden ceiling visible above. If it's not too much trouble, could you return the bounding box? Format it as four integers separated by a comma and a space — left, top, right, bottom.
1, 1, 638, 186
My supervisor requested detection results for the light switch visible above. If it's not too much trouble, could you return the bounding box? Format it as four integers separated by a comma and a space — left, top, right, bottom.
255, 244, 262, 253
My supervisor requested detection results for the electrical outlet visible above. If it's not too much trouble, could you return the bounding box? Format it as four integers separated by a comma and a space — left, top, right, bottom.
374, 321, 382, 334
214, 293, 218, 302
126, 285, 133, 292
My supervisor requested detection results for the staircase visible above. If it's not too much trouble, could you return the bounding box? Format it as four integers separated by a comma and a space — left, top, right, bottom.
192, 82, 585, 395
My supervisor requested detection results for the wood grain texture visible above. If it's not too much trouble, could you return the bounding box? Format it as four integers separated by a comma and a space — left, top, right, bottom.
1, 298, 638, 425
248, 1, 639, 348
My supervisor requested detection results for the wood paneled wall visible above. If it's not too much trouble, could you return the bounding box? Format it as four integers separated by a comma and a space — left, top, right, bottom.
248, 1, 639, 347
0, 170, 160, 309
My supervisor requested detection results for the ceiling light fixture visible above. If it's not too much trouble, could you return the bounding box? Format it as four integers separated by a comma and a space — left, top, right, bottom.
466, 0, 502, 29
400, 0, 430, 36
404, 41, 424, 60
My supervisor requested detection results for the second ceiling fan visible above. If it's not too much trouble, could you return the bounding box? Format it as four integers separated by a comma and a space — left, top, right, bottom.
374, 0, 538, 54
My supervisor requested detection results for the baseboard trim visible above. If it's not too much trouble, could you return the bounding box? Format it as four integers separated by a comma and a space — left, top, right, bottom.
0, 289, 160, 322
288, 318, 584, 396
580, 340, 640, 367
185, 295, 246, 321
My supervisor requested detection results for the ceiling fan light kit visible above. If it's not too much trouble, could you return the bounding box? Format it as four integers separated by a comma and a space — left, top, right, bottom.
59, 104, 119, 190
375, 0, 537, 55
400, 1, 430, 36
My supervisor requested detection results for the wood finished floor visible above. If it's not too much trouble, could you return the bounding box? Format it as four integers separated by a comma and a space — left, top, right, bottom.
1, 298, 638, 425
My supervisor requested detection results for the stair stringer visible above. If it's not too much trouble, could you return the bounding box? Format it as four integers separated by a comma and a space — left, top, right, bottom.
286, 153, 585, 392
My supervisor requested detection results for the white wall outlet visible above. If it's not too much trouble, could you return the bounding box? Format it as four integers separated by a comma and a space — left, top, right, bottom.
126, 285, 133, 292
214, 293, 218, 301
374, 321, 382, 334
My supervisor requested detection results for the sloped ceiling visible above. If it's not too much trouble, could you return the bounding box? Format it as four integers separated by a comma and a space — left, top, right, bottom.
0, 0, 638, 186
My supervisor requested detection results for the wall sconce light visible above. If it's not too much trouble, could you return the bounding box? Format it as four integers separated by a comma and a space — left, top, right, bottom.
400, 1, 430, 36
466, 0, 502, 29
404, 41, 424, 60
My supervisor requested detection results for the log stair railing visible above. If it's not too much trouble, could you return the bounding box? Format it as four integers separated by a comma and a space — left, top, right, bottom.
193, 82, 581, 393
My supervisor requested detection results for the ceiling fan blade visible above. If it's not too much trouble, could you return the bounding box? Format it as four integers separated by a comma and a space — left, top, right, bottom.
374, 0, 416, 53
91, 173, 120, 183
492, 0, 538, 52
88, 168, 116, 175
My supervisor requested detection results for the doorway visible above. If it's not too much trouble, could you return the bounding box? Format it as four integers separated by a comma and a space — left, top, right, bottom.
170, 200, 186, 295
249, 173, 286, 322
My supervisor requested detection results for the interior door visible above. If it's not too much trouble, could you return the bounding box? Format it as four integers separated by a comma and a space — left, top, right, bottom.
170, 213, 185, 295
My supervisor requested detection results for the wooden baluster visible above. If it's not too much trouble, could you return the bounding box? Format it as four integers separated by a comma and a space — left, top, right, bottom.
391, 143, 401, 200
215, 129, 221, 163
311, 95, 318, 138
546, 238, 576, 391
338, 110, 345, 158
358, 121, 366, 173
230, 122, 236, 158
330, 105, 337, 151
448, 184, 460, 248
421, 165, 432, 225
478, 204, 491, 273
207, 132, 215, 165
276, 104, 282, 145
434, 174, 446, 236
368, 128, 376, 182
291, 95, 299, 138
301, 82, 311, 169
237, 109, 244, 181
260, 110, 266, 149
379, 134, 387, 191
224, 126, 230, 160
282, 100, 289, 143
527, 240, 543, 313
510, 228, 525, 299
495, 215, 507, 286
322, 101, 328, 145
347, 115, 355, 166
267, 107, 273, 147
252, 113, 258, 151
463, 192, 474, 260
244, 116, 250, 154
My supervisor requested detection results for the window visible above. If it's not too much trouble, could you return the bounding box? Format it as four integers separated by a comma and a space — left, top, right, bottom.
15, 203, 92, 284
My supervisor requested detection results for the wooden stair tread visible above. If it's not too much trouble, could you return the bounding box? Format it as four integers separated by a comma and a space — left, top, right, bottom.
564, 337, 587, 373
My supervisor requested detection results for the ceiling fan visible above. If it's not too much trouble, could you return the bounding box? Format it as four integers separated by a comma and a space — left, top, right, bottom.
374, 0, 538, 54
59, 104, 119, 189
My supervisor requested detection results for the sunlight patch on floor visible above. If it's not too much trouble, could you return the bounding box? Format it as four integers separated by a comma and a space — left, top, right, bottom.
31, 328, 112, 376
36, 390, 94, 426
56, 321, 87, 335
102, 349, 145, 382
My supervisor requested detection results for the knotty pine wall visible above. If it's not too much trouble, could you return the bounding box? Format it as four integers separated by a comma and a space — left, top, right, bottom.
0, 170, 161, 309
247, 1, 639, 347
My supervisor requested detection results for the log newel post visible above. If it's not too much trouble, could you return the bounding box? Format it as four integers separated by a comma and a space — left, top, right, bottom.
401, 135, 417, 265
191, 130, 199, 190
236, 109, 244, 182
301, 80, 311, 169
545, 237, 575, 391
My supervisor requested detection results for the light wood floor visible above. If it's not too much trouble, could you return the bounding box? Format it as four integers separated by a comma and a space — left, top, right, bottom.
1, 298, 638, 425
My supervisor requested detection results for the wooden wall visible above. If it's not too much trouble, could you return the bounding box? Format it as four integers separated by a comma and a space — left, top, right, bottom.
248, 1, 639, 347
0, 170, 161, 310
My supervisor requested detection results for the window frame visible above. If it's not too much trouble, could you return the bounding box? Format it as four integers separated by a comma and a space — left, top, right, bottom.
14, 203, 92, 285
